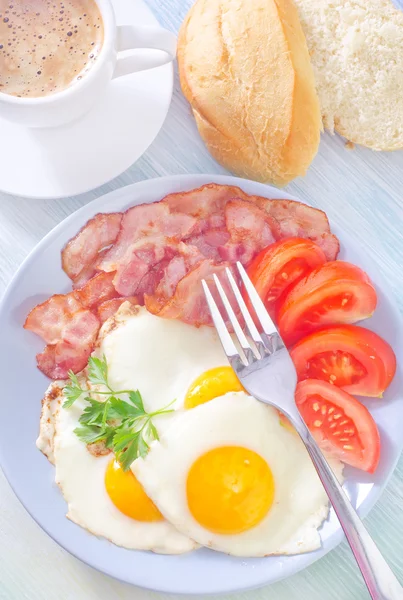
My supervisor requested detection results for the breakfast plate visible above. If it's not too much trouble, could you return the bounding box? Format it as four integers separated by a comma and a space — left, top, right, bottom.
0, 0, 173, 200
0, 174, 402, 594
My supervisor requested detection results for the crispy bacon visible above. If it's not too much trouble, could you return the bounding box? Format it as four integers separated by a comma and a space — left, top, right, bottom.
25, 271, 117, 342
74, 271, 118, 308
186, 230, 230, 260
314, 234, 340, 262
70, 248, 110, 289
62, 213, 122, 283
24, 293, 82, 345
145, 259, 237, 326
25, 272, 113, 377
257, 198, 339, 260
34, 309, 100, 379
146, 243, 205, 313
61, 309, 100, 348
218, 199, 279, 264
98, 204, 197, 273
164, 183, 249, 218
36, 341, 94, 380
97, 297, 140, 324
166, 186, 339, 260
71, 264, 98, 289
27, 184, 340, 378
112, 237, 178, 297
135, 257, 176, 298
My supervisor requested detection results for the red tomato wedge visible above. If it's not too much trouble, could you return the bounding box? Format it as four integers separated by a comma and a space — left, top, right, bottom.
291, 325, 396, 397
245, 238, 327, 317
278, 261, 377, 346
295, 379, 380, 473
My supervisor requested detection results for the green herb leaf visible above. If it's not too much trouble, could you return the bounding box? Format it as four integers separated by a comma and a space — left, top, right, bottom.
63, 370, 86, 408
78, 398, 106, 425
147, 420, 159, 442
113, 426, 142, 471
74, 423, 114, 445
128, 390, 145, 413
65, 354, 175, 471
108, 396, 145, 421
137, 434, 149, 458
104, 426, 116, 449
87, 356, 109, 387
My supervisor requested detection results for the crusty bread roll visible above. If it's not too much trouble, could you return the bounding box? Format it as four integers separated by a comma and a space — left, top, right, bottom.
293, 0, 403, 151
178, 0, 321, 186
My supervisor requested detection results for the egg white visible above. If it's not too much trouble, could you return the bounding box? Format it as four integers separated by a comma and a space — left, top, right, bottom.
37, 304, 343, 557
51, 394, 197, 554
36, 380, 64, 465
97, 304, 230, 432
39, 303, 235, 554
133, 392, 344, 557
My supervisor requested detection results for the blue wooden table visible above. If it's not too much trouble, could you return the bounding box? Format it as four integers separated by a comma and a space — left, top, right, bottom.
0, 0, 402, 598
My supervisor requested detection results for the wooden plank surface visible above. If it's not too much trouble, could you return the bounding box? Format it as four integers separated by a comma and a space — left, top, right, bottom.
0, 0, 402, 598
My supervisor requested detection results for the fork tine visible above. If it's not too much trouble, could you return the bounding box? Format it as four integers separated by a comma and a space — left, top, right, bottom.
201, 279, 240, 360
236, 262, 278, 336
224, 267, 264, 347
212, 274, 254, 362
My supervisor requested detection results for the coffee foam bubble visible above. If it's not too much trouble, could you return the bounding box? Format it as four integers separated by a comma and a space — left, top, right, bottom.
0, 0, 104, 98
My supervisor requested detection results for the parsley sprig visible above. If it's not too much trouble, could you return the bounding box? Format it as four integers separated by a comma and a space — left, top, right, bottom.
63, 356, 174, 470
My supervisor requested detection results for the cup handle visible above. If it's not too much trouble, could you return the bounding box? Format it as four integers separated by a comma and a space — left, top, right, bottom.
112, 25, 177, 79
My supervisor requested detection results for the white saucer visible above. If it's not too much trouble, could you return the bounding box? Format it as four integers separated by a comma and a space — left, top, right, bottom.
0, 0, 173, 200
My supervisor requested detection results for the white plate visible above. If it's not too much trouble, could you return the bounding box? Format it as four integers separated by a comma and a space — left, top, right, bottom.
0, 174, 402, 595
0, 0, 173, 200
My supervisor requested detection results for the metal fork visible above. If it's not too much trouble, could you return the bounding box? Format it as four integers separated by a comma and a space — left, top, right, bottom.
202, 262, 403, 600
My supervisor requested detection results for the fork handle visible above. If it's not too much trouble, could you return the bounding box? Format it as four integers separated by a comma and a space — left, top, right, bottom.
291, 416, 403, 600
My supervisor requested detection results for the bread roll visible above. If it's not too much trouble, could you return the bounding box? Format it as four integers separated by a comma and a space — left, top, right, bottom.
178, 0, 321, 186
293, 0, 403, 151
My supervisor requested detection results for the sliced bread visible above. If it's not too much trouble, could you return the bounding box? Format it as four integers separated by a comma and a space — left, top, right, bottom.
293, 0, 403, 150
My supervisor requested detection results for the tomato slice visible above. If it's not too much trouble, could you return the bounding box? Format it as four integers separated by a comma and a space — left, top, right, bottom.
291, 325, 396, 397
277, 261, 377, 346
245, 238, 327, 317
295, 379, 380, 473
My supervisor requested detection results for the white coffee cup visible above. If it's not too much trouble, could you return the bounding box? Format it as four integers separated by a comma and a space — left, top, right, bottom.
0, 0, 176, 128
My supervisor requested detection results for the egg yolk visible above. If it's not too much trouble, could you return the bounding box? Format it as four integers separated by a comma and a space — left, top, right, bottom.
105, 459, 163, 522
187, 446, 274, 534
185, 366, 244, 409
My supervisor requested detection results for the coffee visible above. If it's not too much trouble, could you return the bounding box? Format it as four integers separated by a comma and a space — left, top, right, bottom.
0, 0, 103, 98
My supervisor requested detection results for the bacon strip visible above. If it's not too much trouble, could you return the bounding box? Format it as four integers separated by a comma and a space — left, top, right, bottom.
256, 198, 339, 260
218, 199, 279, 264
24, 294, 82, 345
97, 297, 140, 324
144, 243, 205, 314
62, 213, 122, 284
186, 230, 230, 260
32, 309, 100, 379
27, 184, 340, 378
145, 259, 238, 327
164, 183, 249, 219
74, 271, 118, 308
36, 340, 94, 380
166, 185, 339, 260
25, 270, 118, 378
98, 204, 197, 273
112, 237, 178, 297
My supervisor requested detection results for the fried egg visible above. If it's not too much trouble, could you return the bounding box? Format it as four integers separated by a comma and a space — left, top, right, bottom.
36, 381, 64, 465
133, 392, 344, 557
37, 303, 245, 554
38, 304, 342, 556
97, 304, 243, 432
50, 393, 197, 553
